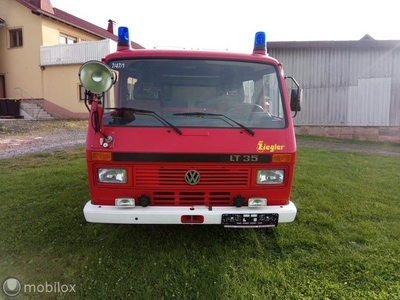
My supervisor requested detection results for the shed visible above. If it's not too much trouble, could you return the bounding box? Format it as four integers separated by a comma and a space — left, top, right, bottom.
268, 35, 400, 142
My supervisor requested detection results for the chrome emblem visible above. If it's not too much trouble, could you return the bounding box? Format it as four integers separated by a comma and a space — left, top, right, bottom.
185, 170, 200, 185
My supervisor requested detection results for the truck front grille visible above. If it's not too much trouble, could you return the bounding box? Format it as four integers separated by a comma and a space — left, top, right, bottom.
134, 167, 250, 187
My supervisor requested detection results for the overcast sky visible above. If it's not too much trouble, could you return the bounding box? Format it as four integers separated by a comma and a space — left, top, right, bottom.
50, 0, 400, 53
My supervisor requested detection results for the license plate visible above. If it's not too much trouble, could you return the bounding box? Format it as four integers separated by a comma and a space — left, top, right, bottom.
221, 213, 278, 228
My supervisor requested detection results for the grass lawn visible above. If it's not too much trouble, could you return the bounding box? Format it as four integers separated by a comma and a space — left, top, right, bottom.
0, 144, 399, 299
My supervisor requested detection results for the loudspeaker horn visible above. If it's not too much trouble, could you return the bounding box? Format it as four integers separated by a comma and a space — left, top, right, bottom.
78, 61, 115, 94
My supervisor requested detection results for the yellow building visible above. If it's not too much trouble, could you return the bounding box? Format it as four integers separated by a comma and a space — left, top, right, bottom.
0, 0, 143, 119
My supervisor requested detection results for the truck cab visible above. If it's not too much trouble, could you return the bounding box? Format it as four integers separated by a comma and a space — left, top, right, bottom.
79, 28, 301, 228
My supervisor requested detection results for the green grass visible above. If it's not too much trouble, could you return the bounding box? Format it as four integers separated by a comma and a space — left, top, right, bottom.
0, 145, 400, 299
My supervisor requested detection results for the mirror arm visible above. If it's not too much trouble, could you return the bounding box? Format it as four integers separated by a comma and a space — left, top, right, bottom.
89, 95, 108, 139
285, 76, 301, 97
285, 76, 300, 89
84, 89, 93, 112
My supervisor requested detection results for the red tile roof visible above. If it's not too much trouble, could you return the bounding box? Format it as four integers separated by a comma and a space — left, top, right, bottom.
15, 0, 144, 49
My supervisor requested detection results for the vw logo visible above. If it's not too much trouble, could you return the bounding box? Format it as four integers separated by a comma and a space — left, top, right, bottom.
185, 170, 200, 185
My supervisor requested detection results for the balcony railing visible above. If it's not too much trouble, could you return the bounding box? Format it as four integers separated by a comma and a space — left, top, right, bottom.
40, 39, 117, 66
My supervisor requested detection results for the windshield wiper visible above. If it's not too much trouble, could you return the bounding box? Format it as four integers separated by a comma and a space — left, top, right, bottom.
107, 107, 182, 135
173, 112, 255, 136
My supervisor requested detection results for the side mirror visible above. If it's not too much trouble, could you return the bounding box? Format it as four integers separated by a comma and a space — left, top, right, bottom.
290, 88, 302, 112
285, 76, 302, 117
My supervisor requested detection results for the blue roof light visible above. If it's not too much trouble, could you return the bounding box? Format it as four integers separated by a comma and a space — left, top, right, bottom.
118, 27, 130, 47
253, 31, 266, 53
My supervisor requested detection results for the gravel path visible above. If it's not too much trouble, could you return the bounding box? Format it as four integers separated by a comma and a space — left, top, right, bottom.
0, 129, 87, 159
0, 120, 87, 159
1, 120, 399, 159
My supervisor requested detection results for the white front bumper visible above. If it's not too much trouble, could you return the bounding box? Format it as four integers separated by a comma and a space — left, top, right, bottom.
83, 201, 297, 225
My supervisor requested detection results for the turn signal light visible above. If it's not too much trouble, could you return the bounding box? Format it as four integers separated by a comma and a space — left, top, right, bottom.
272, 154, 291, 163
92, 152, 112, 161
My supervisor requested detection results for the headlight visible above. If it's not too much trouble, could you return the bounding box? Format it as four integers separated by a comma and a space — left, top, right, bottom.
98, 168, 127, 184
256, 170, 284, 184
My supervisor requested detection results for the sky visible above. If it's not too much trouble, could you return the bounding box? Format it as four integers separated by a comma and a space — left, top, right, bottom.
50, 0, 400, 53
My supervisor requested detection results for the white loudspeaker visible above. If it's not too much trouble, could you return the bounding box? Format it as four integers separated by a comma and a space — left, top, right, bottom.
78, 61, 115, 94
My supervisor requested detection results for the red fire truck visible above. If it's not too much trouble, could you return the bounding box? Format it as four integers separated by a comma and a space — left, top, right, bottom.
79, 27, 302, 228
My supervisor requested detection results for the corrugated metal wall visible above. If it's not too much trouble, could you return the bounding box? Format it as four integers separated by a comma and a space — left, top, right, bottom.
269, 46, 400, 126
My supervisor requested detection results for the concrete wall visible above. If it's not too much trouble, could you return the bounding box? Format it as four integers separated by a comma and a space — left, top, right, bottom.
295, 126, 400, 143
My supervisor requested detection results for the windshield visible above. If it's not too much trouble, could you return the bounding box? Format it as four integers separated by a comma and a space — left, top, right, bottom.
103, 59, 286, 129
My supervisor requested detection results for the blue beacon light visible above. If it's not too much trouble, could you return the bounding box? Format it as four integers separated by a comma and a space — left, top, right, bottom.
117, 27, 130, 48
253, 31, 267, 54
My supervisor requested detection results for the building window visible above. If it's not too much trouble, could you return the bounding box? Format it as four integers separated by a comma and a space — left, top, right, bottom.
79, 85, 87, 101
9, 28, 23, 48
59, 34, 77, 44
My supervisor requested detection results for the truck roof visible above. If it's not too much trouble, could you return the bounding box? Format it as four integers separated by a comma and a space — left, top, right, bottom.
104, 48, 280, 65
